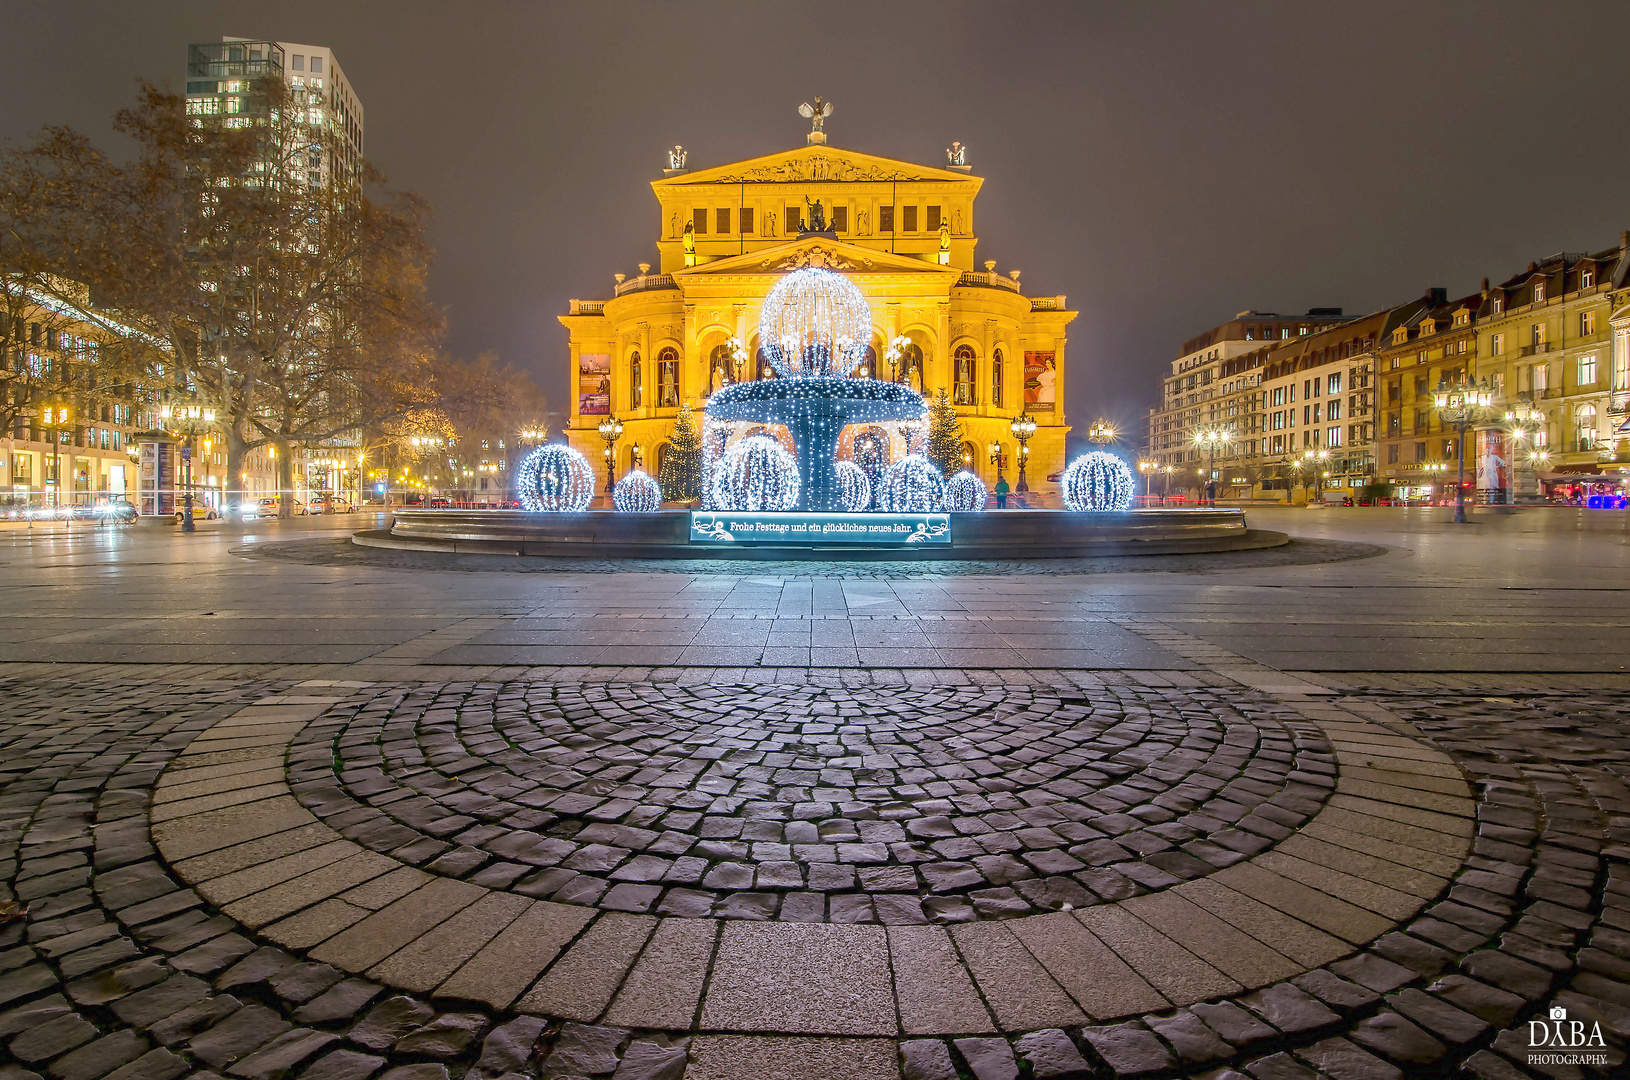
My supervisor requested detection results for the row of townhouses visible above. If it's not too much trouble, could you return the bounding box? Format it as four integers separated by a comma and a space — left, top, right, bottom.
1143, 234, 1630, 503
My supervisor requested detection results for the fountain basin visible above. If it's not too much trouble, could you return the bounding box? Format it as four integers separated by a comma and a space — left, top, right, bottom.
706, 377, 925, 511
359, 507, 1284, 561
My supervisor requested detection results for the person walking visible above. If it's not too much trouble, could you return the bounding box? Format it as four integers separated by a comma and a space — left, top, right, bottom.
994, 475, 1010, 509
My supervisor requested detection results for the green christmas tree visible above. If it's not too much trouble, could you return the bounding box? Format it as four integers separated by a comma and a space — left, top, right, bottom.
925, 387, 964, 477
659, 401, 704, 503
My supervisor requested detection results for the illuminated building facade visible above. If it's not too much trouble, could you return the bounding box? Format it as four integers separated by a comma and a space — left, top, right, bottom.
560, 136, 1075, 498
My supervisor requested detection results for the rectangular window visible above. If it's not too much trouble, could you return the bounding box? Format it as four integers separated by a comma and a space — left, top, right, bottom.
693, 208, 708, 234
1387, 444, 1399, 464
1492, 332, 1504, 355
832, 205, 847, 232
740, 207, 754, 234
310, 56, 323, 73
1579, 355, 1597, 385
1312, 404, 1321, 423
1534, 281, 1545, 302
926, 205, 941, 231
291, 55, 304, 71
1328, 399, 1342, 421
1583, 270, 1595, 288
1414, 442, 1427, 462
1303, 405, 1310, 425
1327, 426, 1342, 447
1328, 372, 1342, 394
1581, 311, 1596, 335
786, 205, 802, 234
878, 205, 894, 232
1414, 409, 1428, 432
715, 208, 730, 233
902, 205, 918, 232
1532, 323, 1546, 346
1533, 363, 1548, 391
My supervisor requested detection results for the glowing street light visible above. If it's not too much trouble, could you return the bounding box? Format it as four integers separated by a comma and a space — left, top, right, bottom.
1009, 410, 1038, 494
1433, 375, 1494, 523
597, 415, 623, 496
1192, 428, 1232, 506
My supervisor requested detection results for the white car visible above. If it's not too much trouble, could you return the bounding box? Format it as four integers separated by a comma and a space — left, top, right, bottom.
173, 504, 220, 523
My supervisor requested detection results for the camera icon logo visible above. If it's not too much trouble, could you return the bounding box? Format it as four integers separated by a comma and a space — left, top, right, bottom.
1549, 1006, 1568, 1021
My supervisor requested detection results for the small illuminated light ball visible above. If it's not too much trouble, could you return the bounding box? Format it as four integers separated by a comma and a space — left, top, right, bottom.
711, 434, 801, 511
877, 454, 945, 513
834, 460, 871, 512
757, 267, 872, 378
944, 470, 987, 512
612, 469, 661, 512
517, 444, 595, 512
1062, 451, 1134, 512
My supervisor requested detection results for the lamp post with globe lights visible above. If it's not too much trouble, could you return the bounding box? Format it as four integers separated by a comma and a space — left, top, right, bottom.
1192, 428, 1231, 506
1301, 448, 1331, 504
1504, 394, 1545, 504
1087, 420, 1115, 445
39, 402, 70, 517
159, 404, 215, 531
1433, 375, 1493, 523
1009, 410, 1038, 495
1138, 460, 1156, 500
597, 415, 623, 498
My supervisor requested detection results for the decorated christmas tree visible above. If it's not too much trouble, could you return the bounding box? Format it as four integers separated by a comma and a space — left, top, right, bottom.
659, 401, 704, 503
925, 387, 964, 478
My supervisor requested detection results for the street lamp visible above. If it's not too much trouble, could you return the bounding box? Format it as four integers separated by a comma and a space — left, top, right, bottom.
40, 403, 69, 516
596, 415, 623, 496
1087, 420, 1116, 445
1192, 428, 1231, 506
1504, 393, 1545, 505
987, 441, 1001, 466
1301, 449, 1331, 504
884, 335, 911, 385
1137, 459, 1155, 499
159, 404, 215, 532
1433, 375, 1493, 524
1009, 410, 1038, 494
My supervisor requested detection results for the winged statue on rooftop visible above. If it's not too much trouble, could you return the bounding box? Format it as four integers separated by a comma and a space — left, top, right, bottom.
798, 96, 833, 134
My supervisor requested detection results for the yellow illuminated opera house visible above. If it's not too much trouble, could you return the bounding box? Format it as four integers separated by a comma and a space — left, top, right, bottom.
560, 111, 1075, 500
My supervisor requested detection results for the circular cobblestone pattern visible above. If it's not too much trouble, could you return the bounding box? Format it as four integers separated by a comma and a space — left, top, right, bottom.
288, 684, 1336, 922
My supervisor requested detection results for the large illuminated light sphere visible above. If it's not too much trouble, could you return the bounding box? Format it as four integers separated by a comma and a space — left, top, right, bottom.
758, 267, 872, 378
612, 469, 661, 512
877, 454, 945, 513
711, 434, 801, 511
517, 445, 595, 512
1062, 451, 1134, 512
945, 470, 988, 512
834, 460, 871, 513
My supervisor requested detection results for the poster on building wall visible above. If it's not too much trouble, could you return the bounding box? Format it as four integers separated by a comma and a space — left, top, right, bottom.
1476, 430, 1508, 497
577, 354, 610, 416
1023, 351, 1056, 411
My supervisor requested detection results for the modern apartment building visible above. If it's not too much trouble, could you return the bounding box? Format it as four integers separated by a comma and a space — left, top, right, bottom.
184, 37, 364, 187
1144, 308, 1351, 479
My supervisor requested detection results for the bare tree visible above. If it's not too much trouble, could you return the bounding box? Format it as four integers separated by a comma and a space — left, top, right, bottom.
74, 81, 445, 517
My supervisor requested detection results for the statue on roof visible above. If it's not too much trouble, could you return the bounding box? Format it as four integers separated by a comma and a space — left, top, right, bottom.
804, 196, 828, 234
799, 97, 833, 144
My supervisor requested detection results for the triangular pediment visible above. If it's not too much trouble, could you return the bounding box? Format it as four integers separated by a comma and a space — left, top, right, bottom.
674, 236, 960, 280
655, 144, 976, 188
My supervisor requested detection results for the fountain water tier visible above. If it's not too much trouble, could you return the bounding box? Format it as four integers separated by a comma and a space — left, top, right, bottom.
705, 377, 926, 511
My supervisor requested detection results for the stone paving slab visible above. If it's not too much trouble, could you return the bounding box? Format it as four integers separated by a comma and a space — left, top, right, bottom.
3, 668, 1628, 1079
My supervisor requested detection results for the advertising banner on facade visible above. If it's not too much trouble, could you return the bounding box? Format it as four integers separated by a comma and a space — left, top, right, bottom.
1024, 351, 1056, 411
577, 353, 610, 416
1476, 429, 1509, 496
690, 512, 950, 545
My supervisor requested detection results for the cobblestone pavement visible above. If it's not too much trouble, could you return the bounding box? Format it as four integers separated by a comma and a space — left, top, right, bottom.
4, 669, 1629, 1080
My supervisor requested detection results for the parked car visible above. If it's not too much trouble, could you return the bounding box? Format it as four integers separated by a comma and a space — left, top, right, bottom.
173, 503, 220, 523
310, 496, 355, 514
245, 498, 306, 518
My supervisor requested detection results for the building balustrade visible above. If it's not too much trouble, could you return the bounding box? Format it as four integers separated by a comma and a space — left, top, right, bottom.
956, 270, 1020, 293
614, 273, 677, 297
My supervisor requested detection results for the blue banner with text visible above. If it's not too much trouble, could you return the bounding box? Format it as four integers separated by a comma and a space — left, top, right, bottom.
690, 512, 950, 545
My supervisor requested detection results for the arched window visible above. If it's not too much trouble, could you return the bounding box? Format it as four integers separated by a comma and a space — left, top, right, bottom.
708, 344, 733, 394
857, 345, 877, 378
756, 347, 775, 380
657, 347, 679, 407
629, 352, 642, 410
893, 341, 924, 389
954, 344, 976, 405
991, 348, 1004, 407
960, 440, 977, 472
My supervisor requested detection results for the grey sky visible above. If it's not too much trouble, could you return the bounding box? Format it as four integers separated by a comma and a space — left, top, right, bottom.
4, 1, 1627, 440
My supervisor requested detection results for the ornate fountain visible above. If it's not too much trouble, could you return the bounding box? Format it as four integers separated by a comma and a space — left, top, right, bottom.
704, 268, 925, 511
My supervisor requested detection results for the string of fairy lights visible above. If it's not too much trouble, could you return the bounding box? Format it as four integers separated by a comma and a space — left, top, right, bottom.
611, 469, 661, 512
517, 444, 595, 512
758, 266, 873, 378
834, 460, 871, 513
710, 433, 801, 511
1062, 450, 1134, 512
945, 470, 987, 512
877, 454, 944, 513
